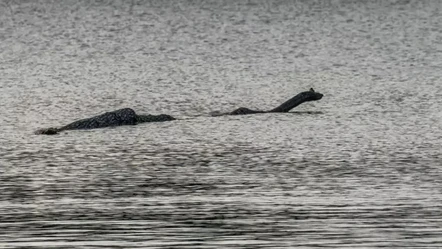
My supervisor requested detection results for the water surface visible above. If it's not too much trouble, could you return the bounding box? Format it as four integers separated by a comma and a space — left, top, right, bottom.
1, 0, 442, 248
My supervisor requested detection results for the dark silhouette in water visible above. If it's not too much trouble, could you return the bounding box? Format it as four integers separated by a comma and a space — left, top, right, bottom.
211, 88, 323, 116
35, 108, 175, 135
35, 88, 323, 135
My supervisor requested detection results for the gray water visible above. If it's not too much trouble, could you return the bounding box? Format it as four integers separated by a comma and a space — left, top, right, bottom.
1, 0, 442, 248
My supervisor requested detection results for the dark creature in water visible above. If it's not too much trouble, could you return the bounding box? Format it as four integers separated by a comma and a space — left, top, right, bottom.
224, 88, 323, 115
35, 88, 323, 135
35, 108, 175, 135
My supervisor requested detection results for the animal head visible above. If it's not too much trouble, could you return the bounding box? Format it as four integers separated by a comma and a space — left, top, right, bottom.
307, 88, 323, 101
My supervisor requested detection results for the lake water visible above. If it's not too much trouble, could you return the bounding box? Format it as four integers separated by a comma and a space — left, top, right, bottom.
1, 0, 442, 248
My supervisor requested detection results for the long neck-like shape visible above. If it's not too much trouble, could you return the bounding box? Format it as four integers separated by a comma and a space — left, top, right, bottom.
269, 92, 313, 113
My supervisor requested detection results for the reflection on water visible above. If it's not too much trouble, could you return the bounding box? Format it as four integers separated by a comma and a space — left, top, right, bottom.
1, 0, 442, 248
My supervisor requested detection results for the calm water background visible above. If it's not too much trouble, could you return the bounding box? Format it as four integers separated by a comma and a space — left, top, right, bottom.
1, 0, 442, 248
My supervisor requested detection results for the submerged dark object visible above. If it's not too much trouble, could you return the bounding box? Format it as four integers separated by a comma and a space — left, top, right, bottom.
35, 108, 175, 135
35, 88, 323, 135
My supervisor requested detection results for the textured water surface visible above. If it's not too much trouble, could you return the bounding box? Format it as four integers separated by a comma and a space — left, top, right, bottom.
1, 0, 442, 248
